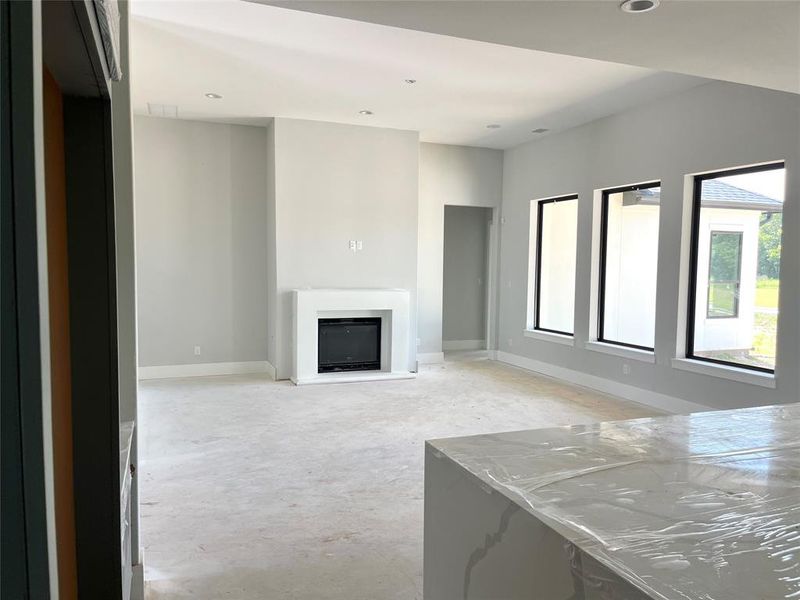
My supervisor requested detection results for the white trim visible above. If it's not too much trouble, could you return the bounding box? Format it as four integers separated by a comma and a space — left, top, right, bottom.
671, 358, 776, 388
525, 200, 538, 332
495, 351, 705, 415
32, 6, 59, 593
523, 329, 575, 346
138, 361, 271, 380
443, 339, 486, 351
265, 360, 277, 381
417, 352, 445, 365
584, 341, 656, 363
131, 563, 144, 600
292, 371, 417, 386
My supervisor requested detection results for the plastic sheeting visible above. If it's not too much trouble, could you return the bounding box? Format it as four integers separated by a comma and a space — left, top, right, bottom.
429, 404, 800, 599
94, 0, 122, 81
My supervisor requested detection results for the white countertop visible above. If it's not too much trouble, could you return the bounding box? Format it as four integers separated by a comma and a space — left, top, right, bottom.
428, 403, 800, 600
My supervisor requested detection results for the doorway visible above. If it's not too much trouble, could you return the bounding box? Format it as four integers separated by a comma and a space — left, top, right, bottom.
442, 206, 493, 353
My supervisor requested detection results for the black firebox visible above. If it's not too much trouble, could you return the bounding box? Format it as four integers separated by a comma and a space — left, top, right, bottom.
318, 317, 381, 373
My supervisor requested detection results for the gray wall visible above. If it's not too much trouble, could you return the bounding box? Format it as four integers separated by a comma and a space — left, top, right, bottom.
418, 143, 503, 356
112, 0, 137, 421
134, 116, 268, 367
271, 118, 420, 379
111, 0, 143, 577
443, 206, 491, 343
498, 81, 799, 409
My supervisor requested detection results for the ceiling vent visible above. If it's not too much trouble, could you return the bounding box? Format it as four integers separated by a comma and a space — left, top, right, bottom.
147, 103, 178, 118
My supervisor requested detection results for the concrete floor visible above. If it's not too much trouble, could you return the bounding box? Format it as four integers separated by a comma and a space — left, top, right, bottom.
140, 353, 660, 599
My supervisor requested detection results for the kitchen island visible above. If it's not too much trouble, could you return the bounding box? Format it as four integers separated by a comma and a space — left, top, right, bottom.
424, 403, 800, 599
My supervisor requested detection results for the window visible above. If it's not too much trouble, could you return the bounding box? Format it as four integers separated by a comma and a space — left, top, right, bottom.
531, 195, 578, 335
688, 163, 785, 372
598, 182, 660, 350
707, 231, 742, 318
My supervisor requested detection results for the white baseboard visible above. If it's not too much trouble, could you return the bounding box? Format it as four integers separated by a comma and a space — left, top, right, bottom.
494, 351, 706, 415
416, 352, 445, 365
130, 563, 144, 600
443, 339, 486, 351
138, 361, 271, 380
265, 360, 277, 381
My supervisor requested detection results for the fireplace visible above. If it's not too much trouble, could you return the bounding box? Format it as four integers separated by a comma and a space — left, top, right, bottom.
318, 317, 381, 373
292, 288, 412, 385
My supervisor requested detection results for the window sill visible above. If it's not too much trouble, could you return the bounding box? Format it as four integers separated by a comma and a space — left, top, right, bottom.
523, 329, 574, 346
584, 341, 655, 363
671, 358, 776, 389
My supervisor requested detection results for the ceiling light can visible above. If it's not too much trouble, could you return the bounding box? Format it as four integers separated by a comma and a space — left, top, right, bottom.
620, 0, 660, 13
205, 92, 223, 99
358, 110, 373, 116
486, 124, 501, 129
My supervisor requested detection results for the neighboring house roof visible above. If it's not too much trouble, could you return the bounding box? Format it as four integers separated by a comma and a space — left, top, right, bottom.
699, 179, 783, 211
632, 181, 783, 211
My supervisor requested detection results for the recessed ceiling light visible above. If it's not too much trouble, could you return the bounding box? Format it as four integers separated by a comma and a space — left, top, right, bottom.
205, 92, 223, 99
619, 0, 660, 13
486, 124, 501, 129
532, 128, 549, 134
358, 110, 373, 116
404, 79, 417, 84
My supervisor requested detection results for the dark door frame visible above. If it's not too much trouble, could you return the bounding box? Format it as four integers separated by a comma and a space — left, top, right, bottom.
3, 2, 130, 598
1, 3, 53, 598
43, 0, 125, 596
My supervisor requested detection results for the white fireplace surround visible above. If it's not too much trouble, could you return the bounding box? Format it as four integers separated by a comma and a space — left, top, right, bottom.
291, 288, 415, 385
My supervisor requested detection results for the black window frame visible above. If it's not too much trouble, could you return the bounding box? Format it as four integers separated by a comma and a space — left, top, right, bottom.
533, 194, 578, 336
687, 161, 785, 374
598, 181, 661, 352
706, 230, 743, 319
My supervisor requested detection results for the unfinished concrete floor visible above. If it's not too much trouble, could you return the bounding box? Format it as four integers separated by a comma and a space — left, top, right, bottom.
140, 353, 660, 599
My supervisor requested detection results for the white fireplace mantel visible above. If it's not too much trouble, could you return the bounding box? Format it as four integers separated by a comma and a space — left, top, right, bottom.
291, 288, 415, 385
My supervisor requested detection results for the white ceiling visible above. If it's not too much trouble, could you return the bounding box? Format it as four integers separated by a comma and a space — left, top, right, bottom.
262, 0, 800, 95
131, 0, 706, 149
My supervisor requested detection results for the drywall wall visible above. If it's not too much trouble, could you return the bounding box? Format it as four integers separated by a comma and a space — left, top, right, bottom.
271, 118, 419, 379
112, 0, 137, 421
110, 0, 143, 586
442, 206, 491, 346
499, 81, 799, 410
418, 143, 503, 358
134, 116, 268, 367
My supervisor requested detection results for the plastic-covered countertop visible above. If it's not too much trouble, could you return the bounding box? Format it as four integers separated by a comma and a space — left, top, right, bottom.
428, 403, 800, 600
